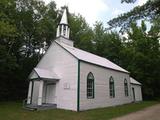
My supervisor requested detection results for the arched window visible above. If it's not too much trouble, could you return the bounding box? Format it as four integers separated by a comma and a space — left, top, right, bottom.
87, 72, 94, 98
124, 79, 128, 96
109, 76, 115, 98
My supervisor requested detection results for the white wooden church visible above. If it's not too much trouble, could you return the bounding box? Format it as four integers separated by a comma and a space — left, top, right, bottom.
26, 9, 142, 111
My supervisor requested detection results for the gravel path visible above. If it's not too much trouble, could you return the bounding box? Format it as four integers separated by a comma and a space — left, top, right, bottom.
112, 104, 160, 120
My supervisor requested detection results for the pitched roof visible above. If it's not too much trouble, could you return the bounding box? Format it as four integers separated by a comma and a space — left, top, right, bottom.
130, 77, 142, 85
60, 8, 68, 24
55, 39, 129, 73
29, 68, 60, 80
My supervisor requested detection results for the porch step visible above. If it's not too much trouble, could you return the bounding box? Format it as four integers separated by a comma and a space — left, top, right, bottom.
24, 104, 57, 110
24, 106, 37, 111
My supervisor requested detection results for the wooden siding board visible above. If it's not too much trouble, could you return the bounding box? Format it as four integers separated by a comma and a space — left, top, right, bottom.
35, 41, 78, 111
131, 84, 142, 102
79, 61, 132, 111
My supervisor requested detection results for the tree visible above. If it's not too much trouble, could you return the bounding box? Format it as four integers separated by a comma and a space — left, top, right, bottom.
93, 21, 106, 55
69, 13, 94, 52
108, 0, 160, 32
0, 0, 95, 101
14, 0, 58, 58
92, 22, 123, 65
120, 21, 160, 98
121, 0, 136, 3
0, 0, 19, 100
0, 0, 58, 101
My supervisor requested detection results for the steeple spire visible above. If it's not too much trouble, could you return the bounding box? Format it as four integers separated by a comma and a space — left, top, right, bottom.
56, 8, 70, 39
60, 9, 68, 24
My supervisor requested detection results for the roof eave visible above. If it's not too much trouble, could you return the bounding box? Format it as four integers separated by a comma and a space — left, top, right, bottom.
79, 59, 129, 74
55, 41, 129, 74
131, 83, 142, 86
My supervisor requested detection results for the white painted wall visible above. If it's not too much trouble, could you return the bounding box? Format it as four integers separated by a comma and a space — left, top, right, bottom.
32, 81, 40, 105
131, 84, 142, 102
79, 61, 132, 111
56, 37, 73, 46
42, 82, 46, 103
36, 39, 78, 111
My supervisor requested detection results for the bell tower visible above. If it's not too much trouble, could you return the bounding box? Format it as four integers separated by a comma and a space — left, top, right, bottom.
56, 8, 70, 39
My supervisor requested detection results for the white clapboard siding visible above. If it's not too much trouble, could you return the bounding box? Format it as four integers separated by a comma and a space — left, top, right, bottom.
36, 41, 78, 111
79, 61, 132, 111
32, 81, 40, 105
131, 84, 142, 102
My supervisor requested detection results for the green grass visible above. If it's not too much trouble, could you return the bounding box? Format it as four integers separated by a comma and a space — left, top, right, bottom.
0, 101, 159, 120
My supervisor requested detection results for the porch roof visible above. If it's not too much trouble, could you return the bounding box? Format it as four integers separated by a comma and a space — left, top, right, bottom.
29, 68, 60, 81
130, 77, 142, 85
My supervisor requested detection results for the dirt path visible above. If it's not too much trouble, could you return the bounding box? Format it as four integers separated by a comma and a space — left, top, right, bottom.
112, 104, 160, 120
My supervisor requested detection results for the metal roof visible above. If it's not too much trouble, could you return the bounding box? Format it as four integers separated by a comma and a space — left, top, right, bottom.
130, 77, 142, 85
56, 39, 129, 73
29, 68, 60, 80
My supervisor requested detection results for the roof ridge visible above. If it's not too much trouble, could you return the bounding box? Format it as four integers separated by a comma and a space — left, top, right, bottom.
55, 40, 129, 73
56, 40, 109, 60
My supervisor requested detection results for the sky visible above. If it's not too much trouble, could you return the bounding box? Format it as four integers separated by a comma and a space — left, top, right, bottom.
43, 0, 148, 27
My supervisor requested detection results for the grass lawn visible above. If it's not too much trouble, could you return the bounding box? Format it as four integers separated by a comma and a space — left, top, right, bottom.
0, 101, 159, 120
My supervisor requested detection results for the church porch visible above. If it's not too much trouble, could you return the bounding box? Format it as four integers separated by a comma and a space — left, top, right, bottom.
25, 80, 58, 110
24, 68, 60, 110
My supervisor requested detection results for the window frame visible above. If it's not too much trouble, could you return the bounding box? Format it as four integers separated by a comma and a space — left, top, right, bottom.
87, 72, 94, 99
124, 79, 129, 97
109, 76, 115, 98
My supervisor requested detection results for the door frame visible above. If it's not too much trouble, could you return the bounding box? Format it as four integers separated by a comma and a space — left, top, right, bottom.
45, 83, 56, 104
132, 87, 136, 102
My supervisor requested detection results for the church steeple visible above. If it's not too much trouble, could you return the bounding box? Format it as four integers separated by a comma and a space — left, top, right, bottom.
56, 8, 70, 39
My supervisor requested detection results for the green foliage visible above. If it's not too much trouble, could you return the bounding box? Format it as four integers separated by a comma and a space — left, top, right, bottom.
92, 22, 123, 65
0, 45, 18, 100
120, 20, 160, 98
15, 0, 57, 57
69, 14, 94, 52
121, 0, 136, 3
0, 0, 58, 100
108, 0, 160, 32
0, 21, 16, 37
107, 1, 160, 98
0, 0, 17, 37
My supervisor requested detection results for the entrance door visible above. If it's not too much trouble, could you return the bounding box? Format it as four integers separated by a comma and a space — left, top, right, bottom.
132, 87, 136, 102
45, 84, 56, 104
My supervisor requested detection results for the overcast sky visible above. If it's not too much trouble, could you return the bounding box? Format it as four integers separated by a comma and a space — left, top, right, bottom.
43, 0, 148, 26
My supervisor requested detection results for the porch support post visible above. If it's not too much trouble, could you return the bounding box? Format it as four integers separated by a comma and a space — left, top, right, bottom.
65, 26, 68, 37
27, 81, 32, 104
67, 28, 70, 38
61, 25, 64, 36
38, 80, 44, 105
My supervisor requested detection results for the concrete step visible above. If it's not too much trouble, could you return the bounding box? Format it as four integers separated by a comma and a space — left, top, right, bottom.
24, 104, 57, 111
